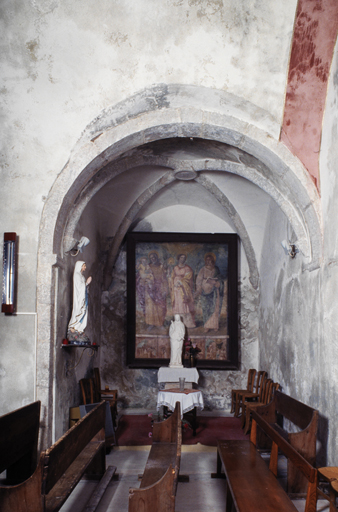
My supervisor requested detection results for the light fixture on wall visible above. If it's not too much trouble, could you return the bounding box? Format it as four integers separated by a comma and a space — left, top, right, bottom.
2, 232, 16, 314
281, 239, 299, 259
68, 236, 90, 256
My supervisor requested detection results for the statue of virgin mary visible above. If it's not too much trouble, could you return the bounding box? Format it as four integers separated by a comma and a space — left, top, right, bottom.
67, 260, 92, 343
169, 314, 185, 368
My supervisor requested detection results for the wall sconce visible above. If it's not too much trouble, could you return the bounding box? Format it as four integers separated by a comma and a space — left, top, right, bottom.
68, 236, 90, 256
2, 232, 16, 314
281, 239, 299, 259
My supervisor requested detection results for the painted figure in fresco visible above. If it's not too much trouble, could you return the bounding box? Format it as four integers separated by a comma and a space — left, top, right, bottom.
169, 314, 185, 368
136, 256, 152, 317
170, 254, 196, 328
68, 260, 92, 341
195, 253, 224, 332
143, 251, 168, 327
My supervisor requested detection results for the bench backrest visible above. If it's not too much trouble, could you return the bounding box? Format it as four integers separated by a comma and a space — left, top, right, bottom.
80, 377, 95, 405
250, 408, 317, 512
254, 371, 267, 395
274, 390, 317, 431
0, 401, 41, 483
246, 368, 257, 392
42, 400, 106, 495
152, 402, 182, 496
153, 402, 181, 444
260, 378, 272, 403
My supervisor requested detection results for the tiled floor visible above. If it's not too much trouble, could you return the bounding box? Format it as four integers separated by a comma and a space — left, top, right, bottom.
59, 444, 330, 512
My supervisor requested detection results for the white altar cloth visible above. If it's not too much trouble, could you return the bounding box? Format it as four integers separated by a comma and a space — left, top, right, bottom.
157, 390, 204, 418
157, 367, 199, 384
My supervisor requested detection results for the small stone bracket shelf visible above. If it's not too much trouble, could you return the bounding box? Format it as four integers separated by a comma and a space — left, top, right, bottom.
61, 343, 99, 350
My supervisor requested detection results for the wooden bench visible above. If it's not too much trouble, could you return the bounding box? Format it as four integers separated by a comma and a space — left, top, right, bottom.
128, 401, 181, 512
0, 401, 41, 486
253, 389, 318, 494
317, 466, 338, 511
0, 401, 116, 512
212, 405, 318, 512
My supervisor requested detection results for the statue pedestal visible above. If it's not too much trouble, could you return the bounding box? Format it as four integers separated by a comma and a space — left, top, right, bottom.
157, 367, 199, 389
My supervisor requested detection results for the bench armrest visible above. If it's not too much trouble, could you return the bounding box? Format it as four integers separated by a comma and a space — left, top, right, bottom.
129, 464, 176, 512
0, 452, 45, 512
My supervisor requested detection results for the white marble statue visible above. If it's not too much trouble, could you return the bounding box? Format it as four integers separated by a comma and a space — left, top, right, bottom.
169, 314, 185, 368
68, 260, 92, 341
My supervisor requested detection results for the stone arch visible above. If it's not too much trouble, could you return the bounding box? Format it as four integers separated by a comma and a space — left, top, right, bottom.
36, 83, 322, 443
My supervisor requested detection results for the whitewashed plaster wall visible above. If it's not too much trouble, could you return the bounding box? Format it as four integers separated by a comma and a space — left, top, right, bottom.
0, 0, 297, 417
258, 197, 327, 463
258, 42, 338, 467
318, 42, 338, 466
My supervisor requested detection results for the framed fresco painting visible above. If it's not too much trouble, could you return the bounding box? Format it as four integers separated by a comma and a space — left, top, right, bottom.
126, 232, 239, 370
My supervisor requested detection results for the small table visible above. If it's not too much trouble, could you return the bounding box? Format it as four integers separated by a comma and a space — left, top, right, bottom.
157, 389, 204, 435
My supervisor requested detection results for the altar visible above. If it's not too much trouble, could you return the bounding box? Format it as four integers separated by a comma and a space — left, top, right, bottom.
157, 366, 199, 389
156, 389, 204, 435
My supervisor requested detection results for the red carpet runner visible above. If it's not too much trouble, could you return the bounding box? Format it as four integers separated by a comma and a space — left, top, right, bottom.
116, 414, 249, 446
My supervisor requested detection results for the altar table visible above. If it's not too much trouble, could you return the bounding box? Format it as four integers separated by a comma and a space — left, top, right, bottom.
157, 389, 204, 435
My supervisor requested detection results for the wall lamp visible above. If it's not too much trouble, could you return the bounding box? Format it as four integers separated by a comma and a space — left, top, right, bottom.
281, 239, 299, 259
2, 232, 16, 314
68, 236, 90, 256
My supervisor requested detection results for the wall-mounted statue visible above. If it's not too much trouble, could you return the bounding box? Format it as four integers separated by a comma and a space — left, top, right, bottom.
67, 260, 92, 344
169, 314, 185, 368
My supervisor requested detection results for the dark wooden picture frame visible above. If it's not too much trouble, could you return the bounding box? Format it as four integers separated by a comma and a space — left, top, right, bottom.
127, 232, 239, 370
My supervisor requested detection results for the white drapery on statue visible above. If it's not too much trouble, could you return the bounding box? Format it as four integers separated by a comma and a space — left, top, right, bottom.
68, 260, 91, 334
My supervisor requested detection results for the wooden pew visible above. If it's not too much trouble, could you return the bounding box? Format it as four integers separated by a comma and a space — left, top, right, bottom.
0, 401, 41, 485
128, 401, 181, 512
0, 401, 116, 512
253, 390, 318, 494
212, 405, 318, 512
317, 466, 338, 511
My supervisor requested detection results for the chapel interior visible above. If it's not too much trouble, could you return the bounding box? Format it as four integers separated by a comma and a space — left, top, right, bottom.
1, 1, 338, 511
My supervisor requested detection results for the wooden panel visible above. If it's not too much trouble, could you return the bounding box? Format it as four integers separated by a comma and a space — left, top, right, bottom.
217, 440, 298, 512
274, 391, 316, 430
152, 402, 181, 443
0, 401, 40, 482
43, 401, 106, 495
